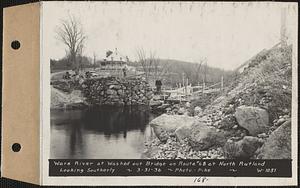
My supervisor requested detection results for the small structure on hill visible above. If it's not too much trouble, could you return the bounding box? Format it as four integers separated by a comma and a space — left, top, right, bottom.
99, 48, 129, 70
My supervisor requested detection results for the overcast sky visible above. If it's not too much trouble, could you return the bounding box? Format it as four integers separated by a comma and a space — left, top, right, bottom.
42, 2, 297, 70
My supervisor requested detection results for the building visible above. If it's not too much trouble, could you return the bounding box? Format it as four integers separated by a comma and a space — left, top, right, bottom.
99, 48, 129, 70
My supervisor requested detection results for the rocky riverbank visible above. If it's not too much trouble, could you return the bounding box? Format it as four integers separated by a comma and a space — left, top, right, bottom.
143, 45, 292, 159
51, 86, 88, 109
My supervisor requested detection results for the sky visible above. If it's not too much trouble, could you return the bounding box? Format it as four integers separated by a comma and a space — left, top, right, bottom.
42, 2, 297, 70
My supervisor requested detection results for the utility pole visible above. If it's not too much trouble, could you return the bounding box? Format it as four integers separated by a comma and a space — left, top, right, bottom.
204, 61, 207, 84
202, 61, 207, 95
93, 52, 96, 70
185, 78, 188, 96
182, 72, 185, 88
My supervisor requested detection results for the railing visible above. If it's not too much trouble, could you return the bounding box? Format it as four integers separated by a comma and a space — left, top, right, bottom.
161, 77, 225, 102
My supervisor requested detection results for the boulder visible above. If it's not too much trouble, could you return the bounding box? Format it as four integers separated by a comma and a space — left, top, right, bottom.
275, 118, 286, 126
106, 89, 117, 95
223, 136, 263, 158
177, 107, 186, 115
188, 122, 226, 151
149, 114, 197, 142
257, 120, 291, 159
194, 106, 203, 116
158, 103, 171, 110
149, 99, 163, 107
235, 105, 269, 136
52, 80, 73, 93
175, 125, 192, 143
117, 89, 124, 95
185, 102, 191, 108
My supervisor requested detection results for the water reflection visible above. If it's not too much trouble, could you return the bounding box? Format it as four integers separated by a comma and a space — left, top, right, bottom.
50, 106, 155, 159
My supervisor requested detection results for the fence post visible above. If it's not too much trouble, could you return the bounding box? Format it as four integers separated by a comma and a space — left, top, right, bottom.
182, 73, 185, 88
221, 76, 224, 92
202, 77, 205, 95
185, 78, 188, 97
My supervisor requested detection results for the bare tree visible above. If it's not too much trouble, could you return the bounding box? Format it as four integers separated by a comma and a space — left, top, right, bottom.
56, 15, 86, 74
136, 48, 149, 80
181, 58, 206, 85
136, 48, 170, 82
77, 44, 84, 71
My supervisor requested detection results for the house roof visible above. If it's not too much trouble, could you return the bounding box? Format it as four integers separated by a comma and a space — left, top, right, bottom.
104, 48, 128, 62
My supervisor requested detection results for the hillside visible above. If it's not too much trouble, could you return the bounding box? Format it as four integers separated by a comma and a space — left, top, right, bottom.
144, 44, 293, 159
129, 58, 233, 87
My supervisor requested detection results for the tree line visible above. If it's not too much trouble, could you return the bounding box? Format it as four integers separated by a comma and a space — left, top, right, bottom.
54, 15, 234, 87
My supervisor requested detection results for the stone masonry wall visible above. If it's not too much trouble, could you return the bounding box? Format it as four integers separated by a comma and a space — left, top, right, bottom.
82, 76, 153, 106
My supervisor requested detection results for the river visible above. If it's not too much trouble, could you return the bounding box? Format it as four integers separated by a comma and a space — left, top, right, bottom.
50, 106, 156, 159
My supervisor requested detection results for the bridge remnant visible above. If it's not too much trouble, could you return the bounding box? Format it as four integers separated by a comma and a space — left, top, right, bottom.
82, 76, 153, 106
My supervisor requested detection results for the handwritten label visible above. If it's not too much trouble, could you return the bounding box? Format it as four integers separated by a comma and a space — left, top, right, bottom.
194, 177, 209, 183
49, 159, 292, 177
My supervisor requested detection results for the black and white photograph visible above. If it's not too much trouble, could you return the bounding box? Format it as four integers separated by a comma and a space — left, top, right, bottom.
1, 1, 298, 186
46, 2, 296, 162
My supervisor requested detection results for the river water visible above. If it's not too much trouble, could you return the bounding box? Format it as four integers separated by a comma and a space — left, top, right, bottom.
50, 106, 156, 159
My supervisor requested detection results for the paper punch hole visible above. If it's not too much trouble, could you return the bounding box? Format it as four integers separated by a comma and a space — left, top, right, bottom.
12, 143, 21, 152
11, 40, 21, 50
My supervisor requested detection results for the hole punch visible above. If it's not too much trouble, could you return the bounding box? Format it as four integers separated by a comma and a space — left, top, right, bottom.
12, 143, 21, 152
11, 40, 21, 50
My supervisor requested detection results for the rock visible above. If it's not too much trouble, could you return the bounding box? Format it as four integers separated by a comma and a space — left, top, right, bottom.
257, 120, 291, 159
175, 125, 192, 143
106, 89, 117, 95
152, 95, 161, 100
188, 122, 226, 151
176, 152, 185, 159
166, 107, 171, 112
233, 125, 238, 129
198, 116, 212, 124
223, 136, 263, 158
275, 118, 286, 126
52, 80, 73, 93
213, 121, 220, 127
149, 100, 163, 107
185, 102, 191, 108
257, 133, 268, 138
117, 89, 124, 95
149, 114, 197, 142
177, 107, 186, 115
235, 105, 269, 136
194, 106, 203, 116
159, 103, 171, 110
